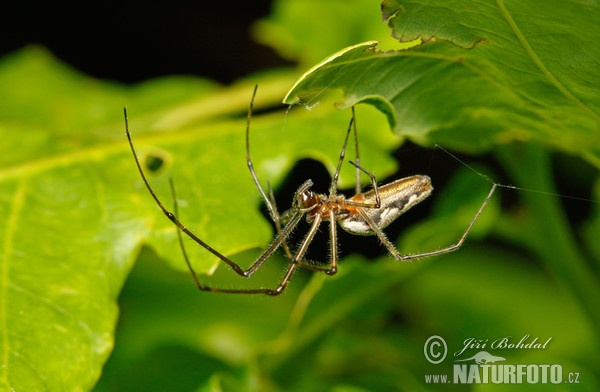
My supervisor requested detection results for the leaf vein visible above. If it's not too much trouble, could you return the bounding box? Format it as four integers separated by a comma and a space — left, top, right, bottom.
496, 0, 598, 119
0, 177, 28, 387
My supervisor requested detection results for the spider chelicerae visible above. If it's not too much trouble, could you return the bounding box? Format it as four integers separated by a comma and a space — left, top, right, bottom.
125, 86, 497, 295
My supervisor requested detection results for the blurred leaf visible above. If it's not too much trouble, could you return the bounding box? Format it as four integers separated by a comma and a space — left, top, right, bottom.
95, 247, 301, 392
583, 179, 600, 266
283, 0, 600, 164
398, 245, 599, 386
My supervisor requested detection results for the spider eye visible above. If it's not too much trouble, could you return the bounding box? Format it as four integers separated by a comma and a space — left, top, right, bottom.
299, 191, 314, 207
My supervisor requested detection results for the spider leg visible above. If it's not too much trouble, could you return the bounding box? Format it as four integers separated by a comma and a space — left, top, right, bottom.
169, 178, 206, 290
343, 107, 374, 201
266, 180, 294, 261
356, 208, 403, 259
267, 263, 300, 296
169, 178, 292, 294
326, 209, 339, 275
329, 106, 381, 209
264, 212, 346, 295
286, 210, 340, 276
346, 160, 381, 208
126, 103, 305, 295
244, 209, 304, 276
244, 85, 295, 263
261, 212, 326, 295
294, 212, 323, 260
397, 183, 498, 260
125, 108, 248, 276
245, 85, 282, 233
357, 183, 498, 260
329, 115, 354, 196
328, 107, 366, 197
351, 106, 362, 196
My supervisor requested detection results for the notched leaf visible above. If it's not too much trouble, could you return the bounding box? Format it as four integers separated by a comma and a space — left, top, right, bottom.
284, 1, 600, 161
381, 0, 402, 23
381, 0, 487, 49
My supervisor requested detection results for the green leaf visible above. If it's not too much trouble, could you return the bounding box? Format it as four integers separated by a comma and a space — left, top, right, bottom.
283, 0, 600, 164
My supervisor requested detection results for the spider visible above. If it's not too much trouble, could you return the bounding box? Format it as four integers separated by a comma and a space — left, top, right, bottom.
125, 86, 497, 295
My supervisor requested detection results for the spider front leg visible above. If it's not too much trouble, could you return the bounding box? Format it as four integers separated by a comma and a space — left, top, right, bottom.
167, 177, 306, 295
126, 104, 307, 295
286, 210, 341, 276
244, 85, 296, 263
286, 210, 341, 277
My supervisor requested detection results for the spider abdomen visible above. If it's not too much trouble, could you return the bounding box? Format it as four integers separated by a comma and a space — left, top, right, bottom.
338, 175, 433, 235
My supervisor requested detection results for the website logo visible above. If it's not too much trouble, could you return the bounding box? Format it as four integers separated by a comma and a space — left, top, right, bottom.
423, 335, 581, 386
455, 351, 505, 364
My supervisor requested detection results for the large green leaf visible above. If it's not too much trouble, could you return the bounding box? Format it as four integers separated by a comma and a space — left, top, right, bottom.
284, 0, 600, 164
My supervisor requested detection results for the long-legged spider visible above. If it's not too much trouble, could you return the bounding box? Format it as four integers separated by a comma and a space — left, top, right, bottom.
125, 86, 497, 295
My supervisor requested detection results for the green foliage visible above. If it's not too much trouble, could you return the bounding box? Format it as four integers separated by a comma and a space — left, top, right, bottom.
0, 1, 599, 391
286, 0, 600, 159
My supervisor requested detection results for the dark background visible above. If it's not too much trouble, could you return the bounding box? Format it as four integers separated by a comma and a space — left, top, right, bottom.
1, 2, 290, 84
